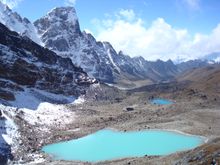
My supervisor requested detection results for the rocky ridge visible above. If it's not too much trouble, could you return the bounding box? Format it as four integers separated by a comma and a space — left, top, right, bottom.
0, 2, 213, 84
34, 7, 181, 83
0, 2, 42, 45
0, 22, 95, 101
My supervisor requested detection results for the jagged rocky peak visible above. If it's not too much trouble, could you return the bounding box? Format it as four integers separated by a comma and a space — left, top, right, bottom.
0, 1, 42, 45
82, 31, 97, 45
34, 7, 117, 83
0, 1, 10, 14
34, 6, 81, 36
166, 59, 174, 64
34, 6, 81, 53
50, 7, 78, 24
103, 42, 117, 53
33, 5, 185, 83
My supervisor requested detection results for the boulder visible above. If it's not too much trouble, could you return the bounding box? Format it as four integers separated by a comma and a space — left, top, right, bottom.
126, 107, 134, 111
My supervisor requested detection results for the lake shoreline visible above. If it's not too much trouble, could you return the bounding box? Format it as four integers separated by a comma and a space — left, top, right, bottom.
42, 128, 205, 163
9, 84, 220, 164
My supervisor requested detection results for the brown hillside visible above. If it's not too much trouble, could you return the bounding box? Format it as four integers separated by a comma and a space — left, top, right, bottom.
177, 64, 220, 95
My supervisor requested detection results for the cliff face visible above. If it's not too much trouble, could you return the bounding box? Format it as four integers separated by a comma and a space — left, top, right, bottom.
0, 22, 95, 102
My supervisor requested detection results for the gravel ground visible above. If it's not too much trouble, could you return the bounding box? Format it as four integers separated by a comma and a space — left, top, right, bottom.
8, 84, 220, 165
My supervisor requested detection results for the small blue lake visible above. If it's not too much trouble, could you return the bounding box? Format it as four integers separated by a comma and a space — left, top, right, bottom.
42, 129, 204, 162
151, 98, 173, 105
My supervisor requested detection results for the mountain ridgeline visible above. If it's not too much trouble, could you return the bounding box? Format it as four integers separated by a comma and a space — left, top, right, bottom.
0, 22, 96, 101
1, 3, 220, 164
0, 2, 214, 87
0, 2, 42, 45
33, 7, 182, 83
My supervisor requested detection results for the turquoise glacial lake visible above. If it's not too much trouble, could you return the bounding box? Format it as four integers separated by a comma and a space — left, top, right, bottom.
151, 98, 173, 105
42, 129, 204, 162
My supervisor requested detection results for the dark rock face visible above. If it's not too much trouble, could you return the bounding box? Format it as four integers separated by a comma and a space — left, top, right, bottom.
34, 8, 116, 83
0, 89, 15, 101
0, 23, 95, 97
0, 152, 9, 165
11, 59, 40, 85
177, 59, 210, 72
113, 51, 179, 82
147, 59, 179, 82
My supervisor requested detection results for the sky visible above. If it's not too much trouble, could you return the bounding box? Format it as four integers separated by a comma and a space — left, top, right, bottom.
1, 0, 220, 61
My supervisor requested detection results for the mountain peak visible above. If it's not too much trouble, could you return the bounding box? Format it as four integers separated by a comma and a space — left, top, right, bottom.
0, 2, 42, 45
103, 42, 115, 50
34, 6, 81, 42
0, 2, 12, 23
47, 6, 78, 24
33, 6, 183, 83
0, 1, 7, 10
50, 6, 75, 12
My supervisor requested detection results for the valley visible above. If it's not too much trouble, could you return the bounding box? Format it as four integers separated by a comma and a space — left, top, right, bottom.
0, 1, 220, 165
2, 80, 219, 165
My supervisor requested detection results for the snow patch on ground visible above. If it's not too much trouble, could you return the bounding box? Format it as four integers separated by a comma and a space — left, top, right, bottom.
9, 88, 76, 110
21, 102, 75, 129
22, 154, 45, 164
73, 96, 85, 105
0, 105, 19, 156
106, 83, 135, 90
1, 87, 84, 162
7, 88, 84, 131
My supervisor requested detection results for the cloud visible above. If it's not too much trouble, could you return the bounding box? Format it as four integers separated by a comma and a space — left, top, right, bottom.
192, 24, 220, 55
1, 0, 23, 8
182, 0, 201, 10
117, 9, 136, 21
64, 0, 76, 6
92, 9, 220, 61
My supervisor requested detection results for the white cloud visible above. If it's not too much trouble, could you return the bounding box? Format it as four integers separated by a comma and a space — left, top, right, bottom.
117, 9, 136, 21
192, 24, 220, 55
1, 0, 23, 9
92, 9, 220, 61
64, 0, 76, 6
182, 0, 201, 10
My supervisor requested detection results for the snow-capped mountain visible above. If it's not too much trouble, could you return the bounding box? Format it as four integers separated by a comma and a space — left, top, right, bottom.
0, 1, 42, 45
0, 4, 213, 84
0, 22, 95, 101
34, 7, 118, 82
34, 7, 179, 83
202, 52, 220, 63
0, 17, 96, 162
175, 53, 220, 72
